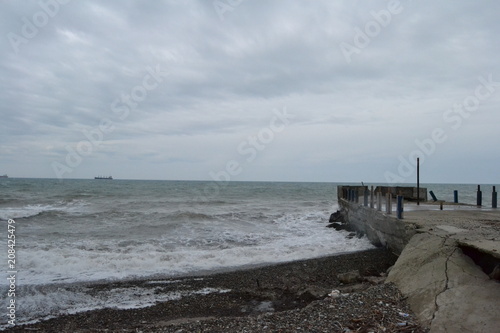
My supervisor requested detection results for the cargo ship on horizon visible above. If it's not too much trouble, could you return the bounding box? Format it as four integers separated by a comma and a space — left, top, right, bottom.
94, 176, 113, 180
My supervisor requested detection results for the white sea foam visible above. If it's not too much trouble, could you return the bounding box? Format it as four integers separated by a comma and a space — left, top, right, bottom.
0, 204, 54, 220
0, 180, 375, 327
7, 210, 373, 286
0, 200, 88, 220
0, 284, 230, 329
0, 210, 372, 327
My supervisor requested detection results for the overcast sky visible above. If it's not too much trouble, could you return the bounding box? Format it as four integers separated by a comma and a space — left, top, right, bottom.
1, 0, 499, 184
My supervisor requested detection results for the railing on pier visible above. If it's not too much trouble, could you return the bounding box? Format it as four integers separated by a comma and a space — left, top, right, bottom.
429, 185, 498, 208
339, 184, 498, 220
338, 185, 409, 219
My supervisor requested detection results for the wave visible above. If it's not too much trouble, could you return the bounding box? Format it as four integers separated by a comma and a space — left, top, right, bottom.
0, 204, 56, 220
0, 283, 230, 329
0, 200, 89, 221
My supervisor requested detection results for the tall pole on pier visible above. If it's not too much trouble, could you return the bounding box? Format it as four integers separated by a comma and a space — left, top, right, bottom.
417, 157, 420, 206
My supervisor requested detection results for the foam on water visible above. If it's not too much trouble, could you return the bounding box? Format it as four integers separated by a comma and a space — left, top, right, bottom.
0, 204, 57, 220
0, 200, 89, 220
0, 210, 374, 327
10, 210, 373, 285
0, 283, 231, 329
0, 180, 378, 327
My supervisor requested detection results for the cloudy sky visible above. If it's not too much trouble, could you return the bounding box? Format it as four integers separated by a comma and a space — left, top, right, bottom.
1, 0, 499, 183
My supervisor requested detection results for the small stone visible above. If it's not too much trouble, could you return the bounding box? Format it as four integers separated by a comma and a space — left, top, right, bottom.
337, 270, 361, 284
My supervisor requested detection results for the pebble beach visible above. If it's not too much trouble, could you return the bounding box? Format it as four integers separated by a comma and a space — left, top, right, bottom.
7, 249, 428, 332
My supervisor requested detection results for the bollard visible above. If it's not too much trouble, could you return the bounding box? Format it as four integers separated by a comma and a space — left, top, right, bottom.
370, 186, 374, 209
397, 195, 404, 219
386, 193, 392, 214
493, 186, 497, 209
477, 185, 482, 206
454, 190, 458, 204
440, 202, 443, 210
377, 192, 382, 211
429, 191, 438, 202
417, 157, 420, 205
364, 188, 369, 207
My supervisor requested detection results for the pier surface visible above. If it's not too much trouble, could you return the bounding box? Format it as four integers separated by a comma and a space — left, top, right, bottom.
338, 191, 500, 333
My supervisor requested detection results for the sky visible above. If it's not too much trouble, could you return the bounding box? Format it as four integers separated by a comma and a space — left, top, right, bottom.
1, 0, 499, 184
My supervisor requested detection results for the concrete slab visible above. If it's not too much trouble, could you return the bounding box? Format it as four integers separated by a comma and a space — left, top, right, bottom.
435, 225, 468, 234
432, 248, 500, 333
339, 191, 500, 332
458, 239, 500, 260
387, 233, 500, 332
386, 234, 452, 324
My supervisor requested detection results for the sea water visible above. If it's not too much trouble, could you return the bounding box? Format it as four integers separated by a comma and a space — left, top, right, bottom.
0, 179, 370, 327
0, 179, 493, 327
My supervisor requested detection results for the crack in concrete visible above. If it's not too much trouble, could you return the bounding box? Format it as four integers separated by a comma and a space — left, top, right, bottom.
431, 246, 458, 329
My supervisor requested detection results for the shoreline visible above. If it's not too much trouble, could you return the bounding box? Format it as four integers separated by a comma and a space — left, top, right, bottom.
6, 248, 428, 332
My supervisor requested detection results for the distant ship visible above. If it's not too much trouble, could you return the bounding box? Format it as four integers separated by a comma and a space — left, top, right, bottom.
0, 174, 7, 178
94, 176, 113, 180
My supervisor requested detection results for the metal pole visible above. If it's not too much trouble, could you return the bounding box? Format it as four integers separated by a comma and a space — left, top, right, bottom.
417, 157, 420, 205
493, 186, 497, 209
397, 195, 404, 219
386, 193, 392, 214
477, 185, 482, 206
370, 186, 374, 209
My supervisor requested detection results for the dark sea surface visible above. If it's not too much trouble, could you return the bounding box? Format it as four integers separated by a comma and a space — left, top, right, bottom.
0, 178, 495, 326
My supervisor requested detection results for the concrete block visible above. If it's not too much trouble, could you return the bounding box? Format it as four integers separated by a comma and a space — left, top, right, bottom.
387, 233, 451, 324
387, 233, 500, 332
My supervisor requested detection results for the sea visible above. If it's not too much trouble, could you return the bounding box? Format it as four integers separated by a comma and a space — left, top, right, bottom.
0, 179, 496, 327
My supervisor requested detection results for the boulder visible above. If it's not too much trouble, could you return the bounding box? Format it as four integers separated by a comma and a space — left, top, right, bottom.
329, 211, 344, 223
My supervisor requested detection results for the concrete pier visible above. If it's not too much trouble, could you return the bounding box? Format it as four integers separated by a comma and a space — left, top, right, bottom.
337, 186, 500, 333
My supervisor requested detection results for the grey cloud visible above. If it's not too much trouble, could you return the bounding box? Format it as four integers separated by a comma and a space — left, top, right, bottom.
0, 0, 499, 182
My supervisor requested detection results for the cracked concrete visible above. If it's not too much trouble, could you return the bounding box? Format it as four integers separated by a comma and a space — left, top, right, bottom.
431, 246, 457, 325
386, 213, 500, 333
386, 233, 452, 324
340, 197, 500, 332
